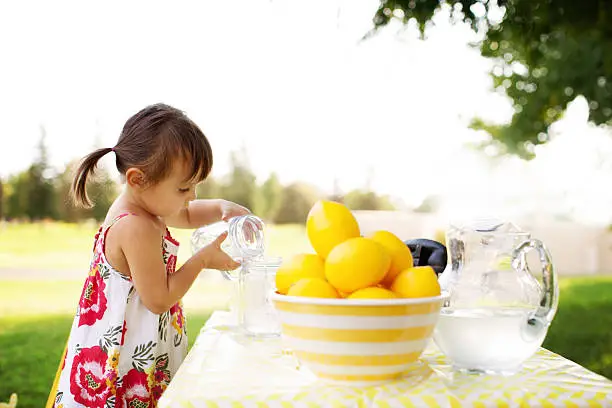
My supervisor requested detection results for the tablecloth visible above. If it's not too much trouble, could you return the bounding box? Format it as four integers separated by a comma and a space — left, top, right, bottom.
159, 311, 612, 407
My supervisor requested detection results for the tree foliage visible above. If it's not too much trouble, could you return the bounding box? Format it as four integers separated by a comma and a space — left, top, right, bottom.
259, 172, 283, 221
343, 189, 395, 211
274, 182, 320, 224
23, 128, 57, 220
372, 0, 612, 158
218, 149, 262, 213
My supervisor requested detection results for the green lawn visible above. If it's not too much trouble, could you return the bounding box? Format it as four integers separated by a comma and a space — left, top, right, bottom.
0, 221, 312, 407
1, 222, 611, 407
0, 312, 212, 408
543, 277, 612, 377
2, 276, 611, 407
0, 221, 312, 271
0, 278, 227, 408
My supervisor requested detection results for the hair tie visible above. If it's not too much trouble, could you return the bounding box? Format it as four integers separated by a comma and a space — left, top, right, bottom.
110, 147, 116, 152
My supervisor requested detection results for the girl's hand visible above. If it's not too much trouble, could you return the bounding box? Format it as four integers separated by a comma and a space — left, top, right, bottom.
220, 200, 251, 222
195, 232, 241, 271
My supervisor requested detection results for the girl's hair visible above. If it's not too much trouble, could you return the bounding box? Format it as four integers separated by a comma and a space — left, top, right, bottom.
71, 103, 213, 208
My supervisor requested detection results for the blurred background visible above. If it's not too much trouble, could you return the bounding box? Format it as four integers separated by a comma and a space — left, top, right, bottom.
1, 0, 611, 406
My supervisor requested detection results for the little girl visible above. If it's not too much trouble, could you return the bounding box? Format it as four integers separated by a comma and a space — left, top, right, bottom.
50, 103, 249, 407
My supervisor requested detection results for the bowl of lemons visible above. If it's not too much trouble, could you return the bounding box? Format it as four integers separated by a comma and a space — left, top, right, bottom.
271, 200, 447, 386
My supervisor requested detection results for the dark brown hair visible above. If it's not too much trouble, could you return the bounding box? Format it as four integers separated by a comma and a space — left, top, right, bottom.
71, 103, 213, 208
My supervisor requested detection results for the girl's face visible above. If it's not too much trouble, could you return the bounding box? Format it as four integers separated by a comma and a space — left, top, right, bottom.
130, 158, 198, 217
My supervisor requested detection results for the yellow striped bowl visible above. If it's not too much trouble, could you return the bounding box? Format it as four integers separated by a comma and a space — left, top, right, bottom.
271, 293, 447, 387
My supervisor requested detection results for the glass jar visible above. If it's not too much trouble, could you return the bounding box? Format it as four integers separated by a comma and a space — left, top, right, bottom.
239, 257, 282, 337
191, 215, 265, 280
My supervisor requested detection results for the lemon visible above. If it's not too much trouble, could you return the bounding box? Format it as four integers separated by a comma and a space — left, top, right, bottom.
347, 286, 398, 299
287, 277, 339, 298
306, 200, 360, 259
391, 266, 441, 298
325, 237, 391, 293
369, 230, 414, 286
275, 253, 326, 295
494, 255, 513, 271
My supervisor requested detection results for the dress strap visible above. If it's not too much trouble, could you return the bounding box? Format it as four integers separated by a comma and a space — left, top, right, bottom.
93, 212, 137, 253
106, 212, 137, 229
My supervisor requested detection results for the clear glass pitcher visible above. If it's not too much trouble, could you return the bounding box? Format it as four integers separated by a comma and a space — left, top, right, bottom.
434, 219, 559, 375
190, 214, 265, 280
191, 215, 281, 336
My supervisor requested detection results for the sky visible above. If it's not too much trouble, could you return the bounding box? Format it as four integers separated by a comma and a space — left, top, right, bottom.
1, 0, 611, 225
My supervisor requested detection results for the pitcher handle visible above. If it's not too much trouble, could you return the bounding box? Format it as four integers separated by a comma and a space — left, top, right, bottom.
511, 239, 559, 326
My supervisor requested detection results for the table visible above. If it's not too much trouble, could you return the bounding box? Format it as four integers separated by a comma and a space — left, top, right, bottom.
159, 311, 612, 407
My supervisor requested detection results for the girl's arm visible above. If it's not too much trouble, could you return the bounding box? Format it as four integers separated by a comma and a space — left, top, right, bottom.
119, 216, 239, 314
164, 199, 250, 229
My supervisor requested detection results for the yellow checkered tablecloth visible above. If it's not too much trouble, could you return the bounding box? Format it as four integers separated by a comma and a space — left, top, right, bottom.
159, 311, 612, 408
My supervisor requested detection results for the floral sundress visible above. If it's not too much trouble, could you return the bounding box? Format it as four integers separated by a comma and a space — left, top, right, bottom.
52, 213, 187, 408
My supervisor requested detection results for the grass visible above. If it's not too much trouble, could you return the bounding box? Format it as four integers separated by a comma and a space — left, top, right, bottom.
0, 312, 212, 408
1, 276, 611, 407
0, 222, 98, 271
0, 278, 227, 408
543, 277, 612, 377
0, 221, 312, 271
0, 222, 611, 406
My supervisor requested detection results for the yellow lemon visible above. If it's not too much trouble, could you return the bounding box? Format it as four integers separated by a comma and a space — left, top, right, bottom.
347, 286, 398, 299
325, 237, 391, 293
391, 266, 441, 298
287, 277, 339, 298
306, 200, 360, 259
275, 253, 325, 295
369, 230, 414, 286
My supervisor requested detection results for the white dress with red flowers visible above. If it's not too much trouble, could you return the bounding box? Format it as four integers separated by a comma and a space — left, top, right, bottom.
52, 213, 187, 408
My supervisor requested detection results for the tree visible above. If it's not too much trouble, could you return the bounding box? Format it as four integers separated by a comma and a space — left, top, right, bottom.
274, 183, 320, 224
326, 178, 345, 203
196, 176, 220, 199
413, 194, 441, 213
54, 162, 86, 222
259, 173, 283, 221
6, 171, 30, 220
25, 126, 57, 220
371, 0, 612, 158
343, 189, 395, 211
54, 160, 118, 222
219, 149, 262, 213
86, 170, 117, 221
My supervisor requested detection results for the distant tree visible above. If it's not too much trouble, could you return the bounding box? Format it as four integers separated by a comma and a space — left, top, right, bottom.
326, 178, 345, 203
6, 171, 29, 220
196, 176, 220, 199
259, 173, 283, 221
86, 170, 117, 221
371, 0, 612, 158
344, 189, 395, 211
219, 149, 262, 213
26, 126, 57, 220
274, 182, 320, 224
54, 162, 85, 222
413, 194, 441, 213
54, 161, 117, 222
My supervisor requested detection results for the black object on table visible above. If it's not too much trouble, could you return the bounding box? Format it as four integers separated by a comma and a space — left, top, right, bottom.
404, 238, 447, 276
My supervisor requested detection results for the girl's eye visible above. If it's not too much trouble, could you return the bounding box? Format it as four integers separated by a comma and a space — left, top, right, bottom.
178, 187, 190, 193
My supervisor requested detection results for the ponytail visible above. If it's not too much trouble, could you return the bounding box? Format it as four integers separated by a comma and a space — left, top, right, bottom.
71, 147, 114, 208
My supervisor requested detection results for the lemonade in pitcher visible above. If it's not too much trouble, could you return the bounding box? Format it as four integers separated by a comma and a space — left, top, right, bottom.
434, 220, 559, 375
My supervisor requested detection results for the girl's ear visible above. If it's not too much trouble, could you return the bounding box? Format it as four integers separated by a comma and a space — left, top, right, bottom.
126, 168, 146, 189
